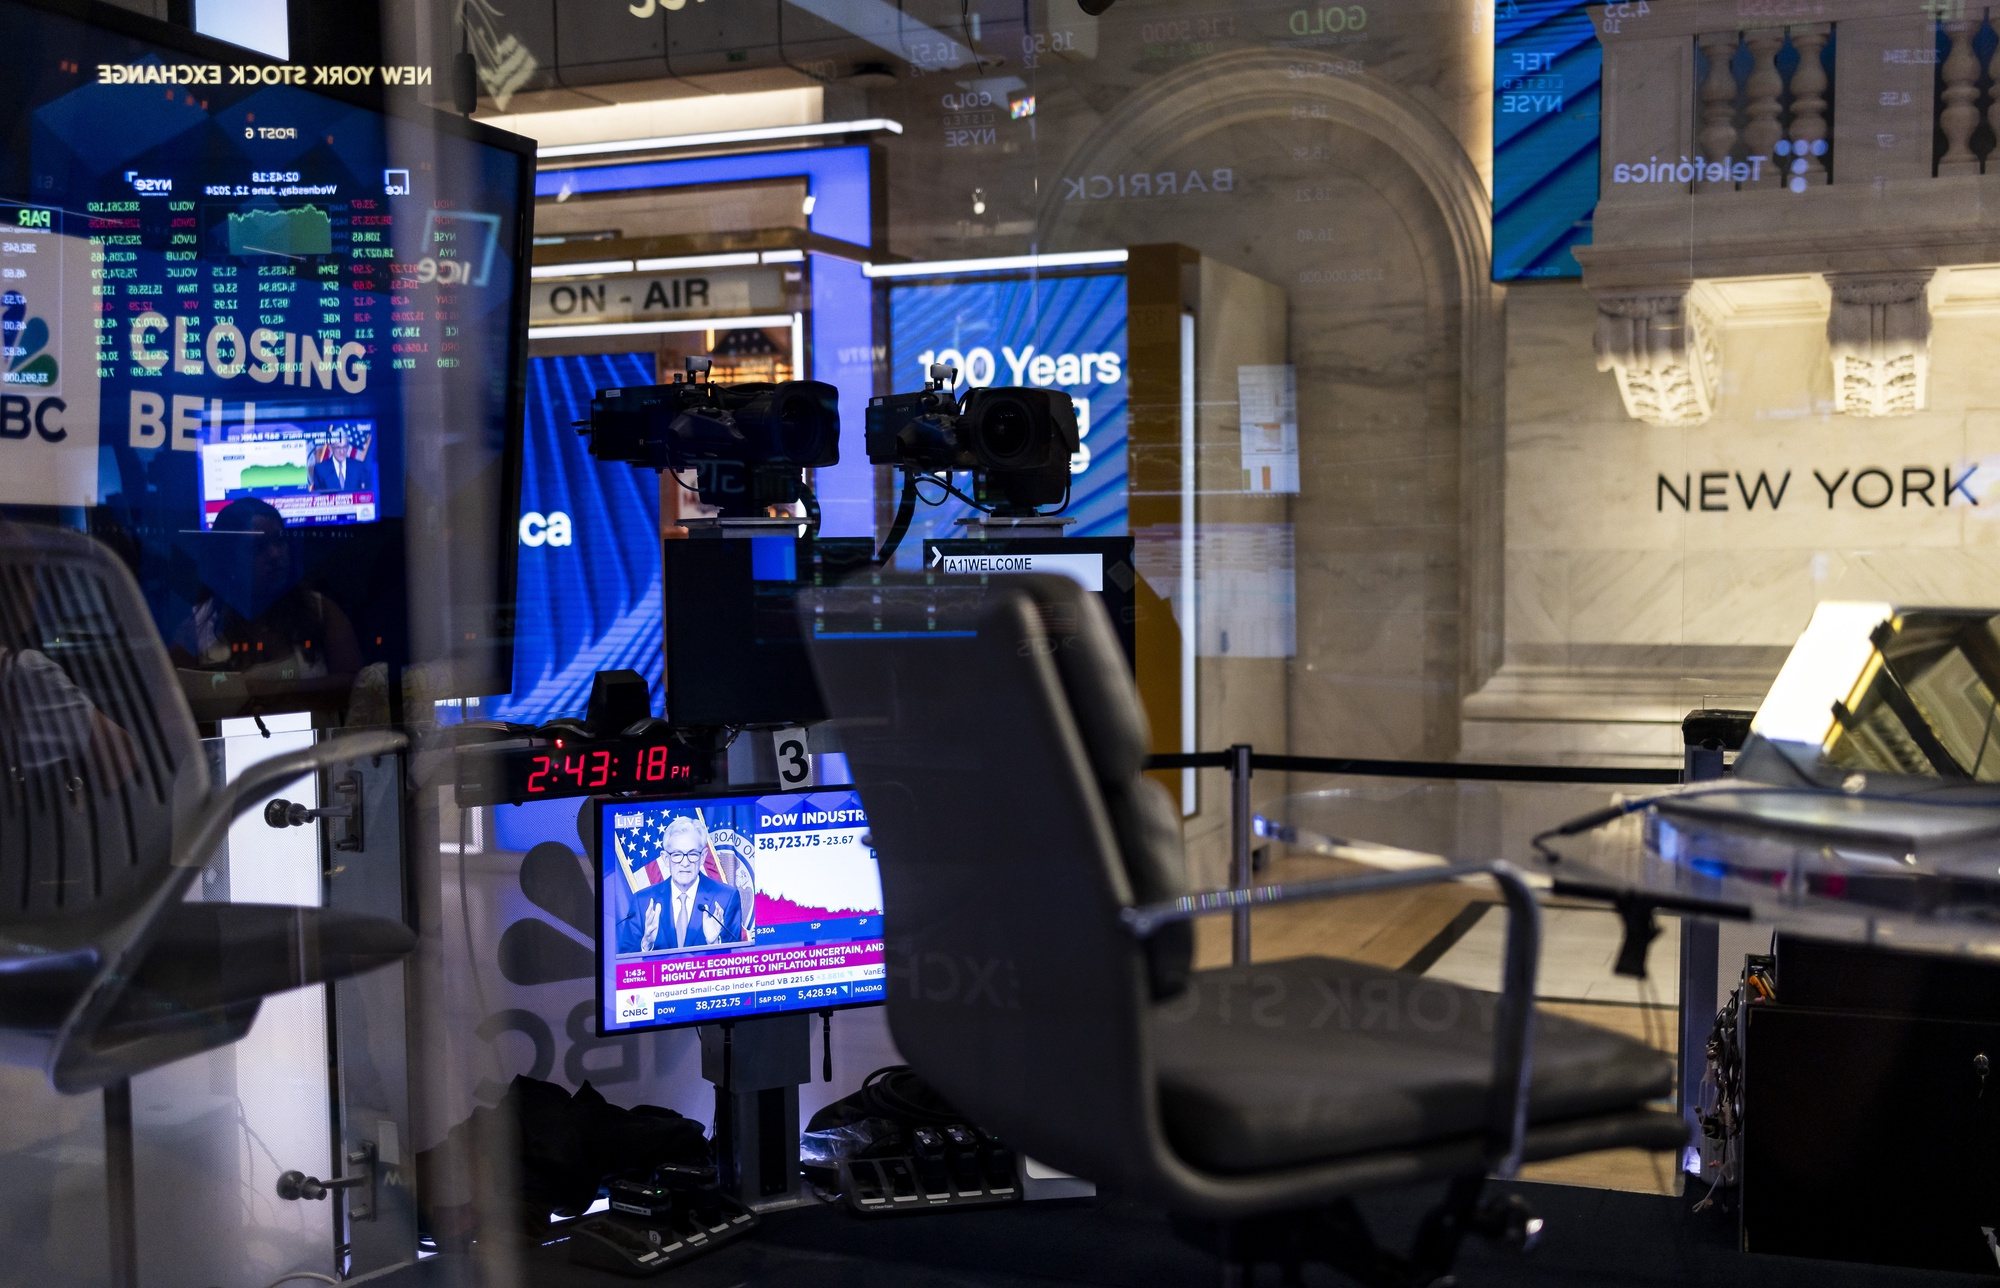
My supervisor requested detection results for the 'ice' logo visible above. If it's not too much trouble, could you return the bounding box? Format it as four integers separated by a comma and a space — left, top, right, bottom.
0, 295, 56, 389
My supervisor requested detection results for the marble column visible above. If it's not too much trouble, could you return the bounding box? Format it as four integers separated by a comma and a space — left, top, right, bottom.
1740, 29, 1787, 188
1939, 19, 1983, 175
1787, 23, 1831, 184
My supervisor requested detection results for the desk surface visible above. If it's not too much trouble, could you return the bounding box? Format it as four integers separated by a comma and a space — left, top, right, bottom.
1257, 778, 2000, 957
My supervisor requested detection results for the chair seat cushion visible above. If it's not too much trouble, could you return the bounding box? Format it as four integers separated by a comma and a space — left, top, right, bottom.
1152, 956, 1674, 1174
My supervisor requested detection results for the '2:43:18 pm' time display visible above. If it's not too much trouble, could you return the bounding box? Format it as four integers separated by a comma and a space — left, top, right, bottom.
454, 738, 714, 806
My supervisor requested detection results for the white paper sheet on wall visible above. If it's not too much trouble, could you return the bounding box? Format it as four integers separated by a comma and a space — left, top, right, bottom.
1236, 364, 1300, 495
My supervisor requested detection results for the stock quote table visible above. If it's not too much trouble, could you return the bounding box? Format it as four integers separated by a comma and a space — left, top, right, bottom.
54, 193, 473, 372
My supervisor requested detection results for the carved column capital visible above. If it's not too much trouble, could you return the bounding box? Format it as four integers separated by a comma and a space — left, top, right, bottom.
1825, 270, 1932, 417
1592, 288, 1718, 426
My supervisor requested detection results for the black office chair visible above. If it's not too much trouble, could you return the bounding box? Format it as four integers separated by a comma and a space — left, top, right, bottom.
0, 523, 415, 1286
805, 574, 1685, 1286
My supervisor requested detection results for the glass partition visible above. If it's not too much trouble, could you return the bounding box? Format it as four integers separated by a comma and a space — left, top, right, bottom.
8, 0, 2000, 1281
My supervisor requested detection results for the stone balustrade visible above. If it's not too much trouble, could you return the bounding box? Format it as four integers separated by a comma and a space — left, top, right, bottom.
1687, 22, 1833, 192
1577, 0, 2000, 424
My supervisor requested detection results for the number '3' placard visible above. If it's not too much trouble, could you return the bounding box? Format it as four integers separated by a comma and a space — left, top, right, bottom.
772, 726, 814, 789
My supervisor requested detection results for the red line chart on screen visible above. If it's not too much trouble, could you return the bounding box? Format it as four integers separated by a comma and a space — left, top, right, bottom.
749, 834, 883, 927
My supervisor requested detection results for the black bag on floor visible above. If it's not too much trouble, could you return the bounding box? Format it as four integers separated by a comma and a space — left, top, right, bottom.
800, 1064, 961, 1183
421, 1075, 714, 1240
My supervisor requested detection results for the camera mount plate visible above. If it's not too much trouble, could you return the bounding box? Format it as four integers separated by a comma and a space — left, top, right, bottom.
951, 515, 1077, 533
681, 516, 815, 538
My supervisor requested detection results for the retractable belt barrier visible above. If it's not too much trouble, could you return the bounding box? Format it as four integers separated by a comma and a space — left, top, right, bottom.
1143, 750, 1682, 786
1141, 746, 1684, 963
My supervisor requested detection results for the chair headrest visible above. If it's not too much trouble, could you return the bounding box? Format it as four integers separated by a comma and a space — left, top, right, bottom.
994, 575, 1149, 786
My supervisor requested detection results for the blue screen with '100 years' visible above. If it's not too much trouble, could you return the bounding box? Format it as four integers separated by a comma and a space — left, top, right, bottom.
887, 272, 1128, 539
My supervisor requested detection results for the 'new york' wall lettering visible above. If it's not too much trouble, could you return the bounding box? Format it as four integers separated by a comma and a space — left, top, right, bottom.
1656, 466, 1981, 512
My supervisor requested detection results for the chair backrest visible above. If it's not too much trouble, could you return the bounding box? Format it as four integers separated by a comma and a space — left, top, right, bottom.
804, 573, 1190, 1186
0, 521, 208, 930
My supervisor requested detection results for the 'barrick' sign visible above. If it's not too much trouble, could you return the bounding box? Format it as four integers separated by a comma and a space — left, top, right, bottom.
1658, 465, 1982, 512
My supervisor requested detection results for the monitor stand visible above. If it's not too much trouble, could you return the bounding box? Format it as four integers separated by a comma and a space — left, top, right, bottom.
700, 1015, 812, 1210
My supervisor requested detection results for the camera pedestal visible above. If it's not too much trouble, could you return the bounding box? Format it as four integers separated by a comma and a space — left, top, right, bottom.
699, 1014, 813, 1210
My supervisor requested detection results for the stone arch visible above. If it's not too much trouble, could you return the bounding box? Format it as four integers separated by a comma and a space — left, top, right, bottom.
1036, 49, 1506, 737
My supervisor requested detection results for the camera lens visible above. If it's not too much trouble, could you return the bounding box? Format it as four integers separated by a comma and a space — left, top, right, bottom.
770, 390, 823, 460
977, 396, 1036, 467
737, 380, 838, 465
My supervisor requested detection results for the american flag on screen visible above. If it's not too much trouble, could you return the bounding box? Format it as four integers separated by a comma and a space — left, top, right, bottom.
613, 808, 744, 897
612, 811, 675, 894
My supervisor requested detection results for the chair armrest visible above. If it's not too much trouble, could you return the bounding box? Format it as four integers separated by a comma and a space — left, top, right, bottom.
174, 730, 408, 872
1120, 858, 1544, 1178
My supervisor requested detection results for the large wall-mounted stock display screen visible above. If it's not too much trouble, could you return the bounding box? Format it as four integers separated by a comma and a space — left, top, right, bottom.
597, 788, 884, 1033
887, 272, 1128, 538
1493, 0, 1604, 280
0, 0, 532, 717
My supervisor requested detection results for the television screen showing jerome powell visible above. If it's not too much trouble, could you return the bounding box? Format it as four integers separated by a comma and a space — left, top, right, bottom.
596, 787, 884, 1033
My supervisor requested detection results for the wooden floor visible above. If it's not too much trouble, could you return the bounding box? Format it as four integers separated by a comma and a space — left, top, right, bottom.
1189, 850, 1683, 1196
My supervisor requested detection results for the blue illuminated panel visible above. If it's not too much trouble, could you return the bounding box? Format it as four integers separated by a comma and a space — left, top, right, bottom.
1494, 1, 1603, 280
488, 352, 661, 727
886, 273, 1129, 540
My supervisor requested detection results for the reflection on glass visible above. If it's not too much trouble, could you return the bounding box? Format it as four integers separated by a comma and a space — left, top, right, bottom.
172, 497, 362, 686
1829, 610, 2000, 782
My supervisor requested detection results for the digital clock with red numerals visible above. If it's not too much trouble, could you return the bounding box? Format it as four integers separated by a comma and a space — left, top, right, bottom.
454, 737, 714, 806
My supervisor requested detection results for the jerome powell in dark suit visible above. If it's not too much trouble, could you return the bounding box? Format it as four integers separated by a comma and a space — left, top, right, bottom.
309, 428, 369, 493
621, 815, 747, 953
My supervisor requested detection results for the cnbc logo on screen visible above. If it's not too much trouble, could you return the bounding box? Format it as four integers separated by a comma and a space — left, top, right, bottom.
0, 297, 58, 392
0, 300, 69, 446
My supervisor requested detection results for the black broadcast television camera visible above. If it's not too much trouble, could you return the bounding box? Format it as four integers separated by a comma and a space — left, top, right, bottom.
865, 364, 1080, 515
578, 357, 841, 520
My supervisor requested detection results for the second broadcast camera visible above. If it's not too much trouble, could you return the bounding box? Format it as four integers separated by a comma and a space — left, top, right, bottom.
580, 358, 841, 519
865, 364, 1080, 513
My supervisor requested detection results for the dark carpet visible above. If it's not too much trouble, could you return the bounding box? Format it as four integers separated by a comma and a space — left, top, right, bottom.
402, 1181, 1998, 1287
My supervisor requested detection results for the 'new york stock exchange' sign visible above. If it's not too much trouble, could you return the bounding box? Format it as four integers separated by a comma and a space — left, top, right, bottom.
1657, 464, 1986, 512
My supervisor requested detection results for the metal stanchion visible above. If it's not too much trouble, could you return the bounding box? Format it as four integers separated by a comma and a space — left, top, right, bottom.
1678, 709, 1752, 1186
1229, 743, 1253, 964
104, 1079, 137, 1288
